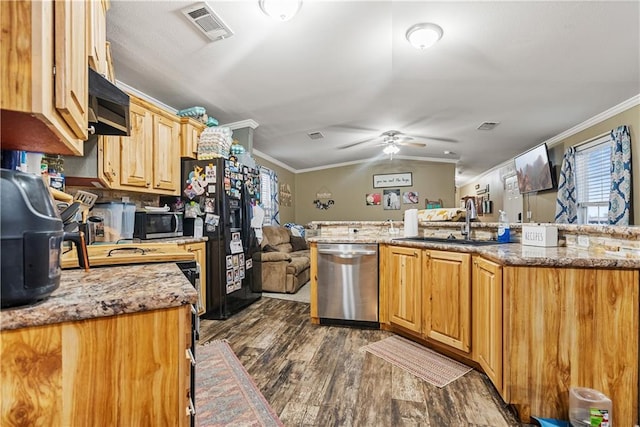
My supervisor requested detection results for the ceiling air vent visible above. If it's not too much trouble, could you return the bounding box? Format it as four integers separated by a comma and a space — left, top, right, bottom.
477, 121, 500, 131
307, 131, 324, 140
181, 2, 234, 42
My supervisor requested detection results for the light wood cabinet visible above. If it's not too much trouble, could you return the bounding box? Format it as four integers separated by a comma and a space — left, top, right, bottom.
152, 114, 181, 191
422, 250, 471, 353
180, 242, 208, 315
98, 95, 180, 195
120, 100, 153, 188
87, 0, 110, 76
472, 256, 503, 395
180, 117, 206, 159
387, 245, 422, 334
503, 266, 639, 425
1, 0, 88, 155
0, 306, 193, 426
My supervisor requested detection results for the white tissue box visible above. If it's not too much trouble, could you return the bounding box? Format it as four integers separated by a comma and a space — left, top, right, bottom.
521, 225, 558, 247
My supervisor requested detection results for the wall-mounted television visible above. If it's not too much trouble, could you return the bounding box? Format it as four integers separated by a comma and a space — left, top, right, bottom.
514, 143, 554, 194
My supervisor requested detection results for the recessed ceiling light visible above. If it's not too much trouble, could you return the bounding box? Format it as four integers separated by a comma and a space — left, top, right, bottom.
406, 23, 444, 50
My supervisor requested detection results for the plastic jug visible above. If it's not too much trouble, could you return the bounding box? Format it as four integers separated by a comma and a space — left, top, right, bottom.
497, 210, 510, 243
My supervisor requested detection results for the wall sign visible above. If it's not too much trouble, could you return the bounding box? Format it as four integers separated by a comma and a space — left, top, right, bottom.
373, 172, 412, 188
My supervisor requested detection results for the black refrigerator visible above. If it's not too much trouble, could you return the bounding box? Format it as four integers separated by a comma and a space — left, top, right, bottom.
179, 157, 261, 320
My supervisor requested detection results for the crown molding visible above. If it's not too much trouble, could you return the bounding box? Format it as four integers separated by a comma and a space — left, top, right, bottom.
222, 119, 259, 130
252, 149, 297, 173
115, 80, 178, 113
544, 93, 640, 148
458, 93, 640, 187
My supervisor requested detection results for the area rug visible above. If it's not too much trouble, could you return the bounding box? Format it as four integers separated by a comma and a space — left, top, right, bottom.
360, 335, 473, 388
196, 340, 284, 427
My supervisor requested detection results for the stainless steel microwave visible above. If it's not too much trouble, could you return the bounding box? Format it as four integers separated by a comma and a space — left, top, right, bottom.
133, 211, 183, 240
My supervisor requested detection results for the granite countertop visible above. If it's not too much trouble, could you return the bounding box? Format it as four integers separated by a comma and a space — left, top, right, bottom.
307, 236, 640, 269
1, 263, 198, 331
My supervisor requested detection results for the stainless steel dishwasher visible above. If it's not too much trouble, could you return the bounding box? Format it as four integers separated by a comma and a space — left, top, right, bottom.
316, 243, 379, 327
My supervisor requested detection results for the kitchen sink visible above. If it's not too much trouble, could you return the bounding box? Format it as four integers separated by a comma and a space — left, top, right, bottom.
393, 236, 505, 246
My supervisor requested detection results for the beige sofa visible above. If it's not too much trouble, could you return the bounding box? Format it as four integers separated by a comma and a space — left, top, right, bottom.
252, 226, 310, 294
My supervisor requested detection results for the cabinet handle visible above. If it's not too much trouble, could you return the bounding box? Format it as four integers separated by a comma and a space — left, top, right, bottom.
88, 125, 95, 135
185, 348, 196, 366
146, 182, 151, 187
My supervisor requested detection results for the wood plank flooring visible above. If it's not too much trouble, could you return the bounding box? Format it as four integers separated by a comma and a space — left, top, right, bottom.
199, 297, 528, 427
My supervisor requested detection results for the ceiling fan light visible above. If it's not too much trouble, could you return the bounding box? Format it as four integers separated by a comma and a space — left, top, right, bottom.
259, 0, 302, 21
406, 23, 443, 50
383, 144, 400, 155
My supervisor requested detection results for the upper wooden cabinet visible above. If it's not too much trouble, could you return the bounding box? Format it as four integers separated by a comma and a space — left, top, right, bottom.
180, 117, 206, 159
422, 250, 471, 353
87, 0, 110, 76
1, 0, 88, 155
472, 256, 503, 395
387, 245, 422, 334
99, 95, 180, 195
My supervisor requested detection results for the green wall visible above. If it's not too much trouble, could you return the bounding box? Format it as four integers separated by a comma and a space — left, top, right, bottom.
293, 159, 456, 225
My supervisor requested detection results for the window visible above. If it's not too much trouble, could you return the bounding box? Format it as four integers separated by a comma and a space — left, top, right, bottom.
259, 166, 279, 226
574, 135, 611, 224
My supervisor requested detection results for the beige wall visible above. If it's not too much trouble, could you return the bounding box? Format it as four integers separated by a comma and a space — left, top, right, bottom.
293, 159, 456, 225
253, 154, 296, 224
458, 104, 640, 225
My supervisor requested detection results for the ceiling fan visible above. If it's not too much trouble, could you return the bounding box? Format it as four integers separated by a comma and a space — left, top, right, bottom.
338, 130, 453, 151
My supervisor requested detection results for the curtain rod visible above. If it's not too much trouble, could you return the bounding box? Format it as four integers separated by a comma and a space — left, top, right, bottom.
572, 130, 610, 149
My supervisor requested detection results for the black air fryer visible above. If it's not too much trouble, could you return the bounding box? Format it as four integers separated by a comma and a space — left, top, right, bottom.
0, 169, 86, 308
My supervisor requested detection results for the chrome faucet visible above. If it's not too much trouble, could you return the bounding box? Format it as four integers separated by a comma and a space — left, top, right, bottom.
461, 199, 477, 240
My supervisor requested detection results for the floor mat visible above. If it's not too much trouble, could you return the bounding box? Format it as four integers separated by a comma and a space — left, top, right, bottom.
360, 335, 473, 388
196, 340, 283, 426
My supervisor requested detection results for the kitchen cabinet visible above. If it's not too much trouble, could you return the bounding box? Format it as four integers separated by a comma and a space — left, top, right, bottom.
87, 0, 110, 77
99, 95, 180, 195
179, 242, 207, 315
504, 266, 639, 424
1, 305, 193, 426
1, 0, 88, 155
422, 250, 471, 353
387, 245, 422, 334
180, 117, 206, 159
472, 256, 503, 395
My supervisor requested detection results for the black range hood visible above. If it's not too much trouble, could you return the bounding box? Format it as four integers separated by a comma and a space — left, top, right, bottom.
88, 67, 130, 136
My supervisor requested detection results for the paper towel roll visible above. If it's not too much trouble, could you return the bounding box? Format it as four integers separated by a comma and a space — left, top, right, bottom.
403, 209, 418, 237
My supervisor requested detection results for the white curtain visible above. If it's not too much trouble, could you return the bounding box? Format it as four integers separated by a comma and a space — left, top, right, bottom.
554, 146, 577, 224
608, 125, 632, 225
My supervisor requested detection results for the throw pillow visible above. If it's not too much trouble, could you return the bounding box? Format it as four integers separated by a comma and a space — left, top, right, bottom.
290, 236, 308, 252
263, 244, 279, 252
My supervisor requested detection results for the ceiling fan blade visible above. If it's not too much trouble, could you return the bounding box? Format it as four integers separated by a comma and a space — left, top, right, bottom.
398, 141, 426, 148
406, 134, 458, 143
338, 136, 378, 149
330, 124, 379, 133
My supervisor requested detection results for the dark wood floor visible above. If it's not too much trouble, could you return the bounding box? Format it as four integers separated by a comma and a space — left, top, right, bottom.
199, 297, 528, 427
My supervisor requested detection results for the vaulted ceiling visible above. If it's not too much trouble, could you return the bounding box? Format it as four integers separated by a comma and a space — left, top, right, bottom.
107, 1, 640, 184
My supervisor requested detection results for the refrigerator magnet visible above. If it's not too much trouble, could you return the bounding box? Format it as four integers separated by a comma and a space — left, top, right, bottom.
204, 198, 215, 213
232, 255, 239, 267
245, 259, 253, 269
226, 270, 233, 284
239, 253, 244, 265
205, 165, 216, 182
226, 255, 233, 269
239, 266, 245, 279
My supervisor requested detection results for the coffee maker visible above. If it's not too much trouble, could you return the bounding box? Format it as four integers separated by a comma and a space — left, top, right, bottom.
0, 169, 88, 308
